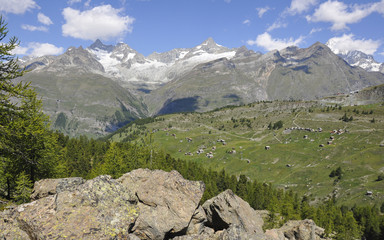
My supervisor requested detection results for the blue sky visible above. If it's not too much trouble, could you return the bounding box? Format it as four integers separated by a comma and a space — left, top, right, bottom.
1, 0, 384, 62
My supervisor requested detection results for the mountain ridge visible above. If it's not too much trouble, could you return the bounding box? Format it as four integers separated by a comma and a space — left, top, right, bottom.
18, 38, 384, 136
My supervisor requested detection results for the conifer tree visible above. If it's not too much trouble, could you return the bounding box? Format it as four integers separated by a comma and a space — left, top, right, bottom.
14, 172, 33, 204
0, 16, 57, 199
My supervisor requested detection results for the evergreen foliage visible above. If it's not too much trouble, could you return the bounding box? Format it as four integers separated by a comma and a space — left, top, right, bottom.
340, 113, 353, 122
0, 16, 57, 199
14, 172, 33, 204
329, 167, 343, 179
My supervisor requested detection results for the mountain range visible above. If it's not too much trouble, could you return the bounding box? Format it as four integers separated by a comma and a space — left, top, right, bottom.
18, 38, 384, 137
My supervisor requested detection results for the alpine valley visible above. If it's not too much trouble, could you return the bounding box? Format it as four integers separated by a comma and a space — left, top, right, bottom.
17, 38, 384, 137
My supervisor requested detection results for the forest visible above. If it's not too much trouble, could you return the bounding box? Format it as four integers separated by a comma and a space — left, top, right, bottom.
1, 16, 384, 240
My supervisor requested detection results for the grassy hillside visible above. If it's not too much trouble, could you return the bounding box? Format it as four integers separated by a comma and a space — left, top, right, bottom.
108, 100, 384, 206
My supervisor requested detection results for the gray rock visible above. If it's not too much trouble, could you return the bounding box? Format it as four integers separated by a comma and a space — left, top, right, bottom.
1, 175, 138, 239
265, 219, 327, 240
186, 205, 208, 235
202, 189, 265, 237
30, 177, 85, 200
0, 169, 329, 240
118, 169, 205, 240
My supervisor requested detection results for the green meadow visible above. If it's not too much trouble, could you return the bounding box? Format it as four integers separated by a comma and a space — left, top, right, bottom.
109, 101, 384, 206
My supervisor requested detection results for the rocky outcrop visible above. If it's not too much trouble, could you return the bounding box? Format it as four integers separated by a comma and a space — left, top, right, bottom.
202, 189, 266, 239
0, 169, 328, 240
30, 177, 85, 200
1, 175, 139, 239
118, 169, 205, 239
266, 219, 327, 240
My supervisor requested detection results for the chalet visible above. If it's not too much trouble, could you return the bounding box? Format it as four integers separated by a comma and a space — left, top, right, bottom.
265, 146, 270, 150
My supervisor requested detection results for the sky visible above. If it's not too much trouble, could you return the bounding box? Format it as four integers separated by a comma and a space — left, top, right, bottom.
1, 0, 384, 62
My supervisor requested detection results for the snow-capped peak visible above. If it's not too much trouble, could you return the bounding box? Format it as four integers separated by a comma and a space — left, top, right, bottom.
326, 40, 383, 72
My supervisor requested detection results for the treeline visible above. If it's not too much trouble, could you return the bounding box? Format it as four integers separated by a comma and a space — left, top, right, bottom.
3, 133, 384, 239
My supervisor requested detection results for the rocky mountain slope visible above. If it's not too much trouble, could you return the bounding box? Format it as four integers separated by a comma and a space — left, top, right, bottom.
320, 83, 384, 106
146, 42, 384, 115
19, 39, 384, 136
18, 46, 148, 138
0, 169, 327, 240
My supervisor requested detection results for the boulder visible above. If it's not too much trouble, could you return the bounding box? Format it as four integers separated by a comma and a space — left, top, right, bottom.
202, 189, 265, 238
118, 169, 205, 240
186, 205, 207, 235
1, 175, 138, 239
265, 219, 327, 240
30, 177, 85, 200
0, 169, 329, 240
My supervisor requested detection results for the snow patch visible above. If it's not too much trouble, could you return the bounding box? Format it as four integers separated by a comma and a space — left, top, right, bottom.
88, 49, 120, 73
178, 51, 189, 59
186, 51, 236, 63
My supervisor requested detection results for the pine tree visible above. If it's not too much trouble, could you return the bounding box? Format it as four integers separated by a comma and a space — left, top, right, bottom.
0, 16, 57, 199
14, 172, 33, 204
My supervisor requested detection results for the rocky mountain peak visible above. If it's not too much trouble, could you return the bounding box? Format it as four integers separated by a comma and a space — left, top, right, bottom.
337, 50, 383, 72
195, 37, 229, 53
235, 46, 259, 58
325, 40, 384, 72
88, 39, 114, 52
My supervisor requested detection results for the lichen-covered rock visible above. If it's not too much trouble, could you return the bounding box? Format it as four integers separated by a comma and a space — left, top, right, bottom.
202, 189, 265, 238
1, 175, 138, 239
118, 169, 205, 240
0, 206, 31, 239
30, 177, 85, 200
0, 170, 329, 240
265, 219, 327, 240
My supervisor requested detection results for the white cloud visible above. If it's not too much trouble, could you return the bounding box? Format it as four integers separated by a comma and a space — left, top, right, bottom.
62, 5, 135, 41
11, 46, 29, 55
256, 7, 270, 18
247, 32, 304, 51
224, 0, 231, 3
12, 42, 64, 57
21, 24, 48, 32
287, 0, 317, 15
327, 34, 380, 55
242, 19, 251, 25
266, 21, 287, 32
38, 13, 53, 25
307, 0, 384, 31
0, 0, 39, 14
67, 0, 81, 5
309, 28, 322, 34
29, 43, 64, 57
